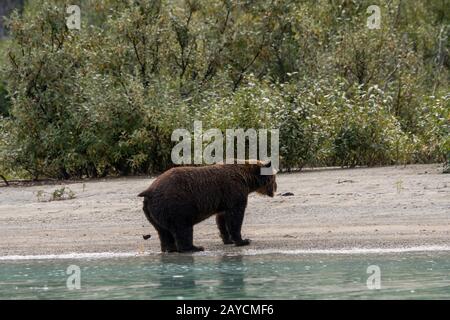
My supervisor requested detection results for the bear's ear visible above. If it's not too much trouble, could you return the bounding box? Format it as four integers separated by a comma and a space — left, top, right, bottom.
263, 161, 271, 168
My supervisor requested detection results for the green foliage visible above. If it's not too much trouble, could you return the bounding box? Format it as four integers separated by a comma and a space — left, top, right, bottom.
36, 186, 76, 202
275, 82, 326, 170
0, 39, 12, 116
0, 81, 10, 116
328, 84, 409, 167
0, 0, 449, 179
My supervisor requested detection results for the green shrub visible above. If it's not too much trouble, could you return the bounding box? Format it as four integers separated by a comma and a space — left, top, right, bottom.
275, 83, 326, 170
0, 0, 448, 179
329, 84, 414, 167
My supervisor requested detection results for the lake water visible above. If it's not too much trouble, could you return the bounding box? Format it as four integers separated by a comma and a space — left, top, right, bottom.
1, 251, 449, 299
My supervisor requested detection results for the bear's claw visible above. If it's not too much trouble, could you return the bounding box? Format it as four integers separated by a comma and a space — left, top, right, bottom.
234, 239, 251, 246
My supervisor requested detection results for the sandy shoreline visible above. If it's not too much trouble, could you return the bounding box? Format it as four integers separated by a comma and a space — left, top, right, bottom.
0, 164, 449, 257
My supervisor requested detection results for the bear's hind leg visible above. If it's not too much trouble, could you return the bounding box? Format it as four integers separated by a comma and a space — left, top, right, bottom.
143, 209, 177, 252
172, 225, 204, 253
157, 228, 178, 253
216, 212, 233, 245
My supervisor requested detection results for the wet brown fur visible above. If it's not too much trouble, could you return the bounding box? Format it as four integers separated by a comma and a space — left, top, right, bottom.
138, 161, 277, 253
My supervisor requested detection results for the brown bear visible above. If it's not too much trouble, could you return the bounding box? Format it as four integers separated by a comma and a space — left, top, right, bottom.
138, 161, 277, 253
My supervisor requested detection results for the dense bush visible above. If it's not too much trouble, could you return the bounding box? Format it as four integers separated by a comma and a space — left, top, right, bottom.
0, 0, 448, 179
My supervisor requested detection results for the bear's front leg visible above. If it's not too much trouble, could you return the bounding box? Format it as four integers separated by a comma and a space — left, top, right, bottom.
216, 212, 233, 244
225, 206, 251, 247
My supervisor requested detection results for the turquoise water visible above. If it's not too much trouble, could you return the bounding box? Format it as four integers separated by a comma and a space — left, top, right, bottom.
1, 252, 449, 299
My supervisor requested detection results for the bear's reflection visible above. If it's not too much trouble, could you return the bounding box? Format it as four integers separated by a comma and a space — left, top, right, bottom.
216, 255, 246, 298
153, 254, 246, 299
156, 254, 196, 295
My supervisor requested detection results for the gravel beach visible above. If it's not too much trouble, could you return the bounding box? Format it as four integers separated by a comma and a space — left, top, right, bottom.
0, 164, 448, 256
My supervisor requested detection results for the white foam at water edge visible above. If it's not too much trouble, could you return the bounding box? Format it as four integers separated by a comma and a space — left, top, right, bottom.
1, 245, 450, 261
0, 252, 146, 261
237, 245, 450, 256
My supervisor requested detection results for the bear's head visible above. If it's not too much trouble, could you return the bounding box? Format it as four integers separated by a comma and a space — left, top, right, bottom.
255, 161, 277, 197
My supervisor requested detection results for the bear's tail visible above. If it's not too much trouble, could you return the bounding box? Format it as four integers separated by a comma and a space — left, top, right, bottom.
138, 189, 152, 197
